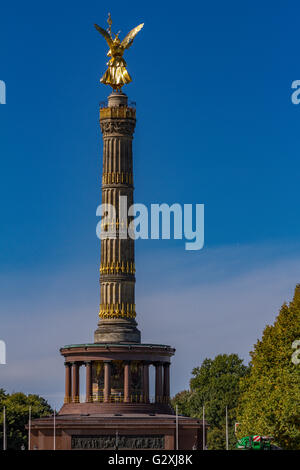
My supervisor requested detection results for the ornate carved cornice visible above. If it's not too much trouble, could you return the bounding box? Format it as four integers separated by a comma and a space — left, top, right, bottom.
99, 303, 136, 320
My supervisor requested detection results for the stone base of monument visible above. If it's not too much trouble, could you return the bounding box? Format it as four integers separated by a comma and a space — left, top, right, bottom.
29, 414, 203, 450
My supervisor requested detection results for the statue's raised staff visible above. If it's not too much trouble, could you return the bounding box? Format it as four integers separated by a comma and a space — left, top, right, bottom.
95, 14, 144, 91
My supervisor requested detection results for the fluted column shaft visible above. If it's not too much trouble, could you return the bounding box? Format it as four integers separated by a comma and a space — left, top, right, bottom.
155, 362, 163, 403
124, 361, 131, 403
85, 361, 93, 403
95, 93, 141, 344
163, 363, 170, 402
64, 362, 71, 403
104, 361, 111, 403
143, 362, 150, 403
100, 120, 136, 312
71, 362, 80, 403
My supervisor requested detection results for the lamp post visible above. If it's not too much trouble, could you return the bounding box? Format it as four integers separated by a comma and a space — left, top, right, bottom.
225, 406, 229, 450
203, 405, 205, 450
28, 406, 31, 450
3, 406, 6, 450
175, 405, 179, 450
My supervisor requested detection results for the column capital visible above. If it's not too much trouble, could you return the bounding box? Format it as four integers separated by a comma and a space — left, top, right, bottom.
70, 361, 81, 366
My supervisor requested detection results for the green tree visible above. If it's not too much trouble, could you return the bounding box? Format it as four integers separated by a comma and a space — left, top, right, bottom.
171, 390, 192, 417
0, 392, 53, 450
237, 285, 300, 449
172, 354, 248, 449
0, 389, 7, 403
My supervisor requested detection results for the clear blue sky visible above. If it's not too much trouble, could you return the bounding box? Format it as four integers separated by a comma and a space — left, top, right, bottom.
0, 1, 300, 407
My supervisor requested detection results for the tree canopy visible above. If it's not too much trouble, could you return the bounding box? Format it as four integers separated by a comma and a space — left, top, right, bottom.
237, 285, 300, 449
172, 354, 249, 449
0, 391, 53, 450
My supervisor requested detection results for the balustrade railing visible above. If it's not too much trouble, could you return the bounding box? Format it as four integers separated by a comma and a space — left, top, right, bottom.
88, 392, 170, 404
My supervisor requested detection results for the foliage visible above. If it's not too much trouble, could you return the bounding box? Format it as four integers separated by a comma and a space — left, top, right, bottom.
0, 389, 7, 403
0, 392, 53, 450
237, 285, 300, 450
172, 354, 249, 449
171, 390, 192, 417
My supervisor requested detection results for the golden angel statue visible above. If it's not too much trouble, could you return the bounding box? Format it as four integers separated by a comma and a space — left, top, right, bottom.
95, 14, 144, 92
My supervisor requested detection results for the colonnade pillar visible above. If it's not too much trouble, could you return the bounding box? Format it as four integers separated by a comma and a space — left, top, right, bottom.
104, 361, 111, 403
71, 362, 80, 403
143, 362, 149, 403
163, 363, 170, 403
155, 362, 163, 403
85, 361, 93, 403
64, 362, 71, 403
124, 361, 131, 403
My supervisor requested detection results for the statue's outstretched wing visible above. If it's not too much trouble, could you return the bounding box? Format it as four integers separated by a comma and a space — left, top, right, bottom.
94, 24, 113, 49
121, 23, 144, 50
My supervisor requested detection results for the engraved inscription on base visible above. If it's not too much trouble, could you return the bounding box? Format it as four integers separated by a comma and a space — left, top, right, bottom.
71, 435, 164, 449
